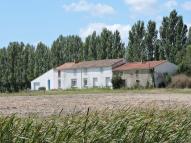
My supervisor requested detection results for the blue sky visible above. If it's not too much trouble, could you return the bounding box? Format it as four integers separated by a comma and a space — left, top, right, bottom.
0, 0, 191, 47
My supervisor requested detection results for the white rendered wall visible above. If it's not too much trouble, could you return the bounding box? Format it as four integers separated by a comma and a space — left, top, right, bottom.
31, 69, 58, 90
61, 67, 113, 89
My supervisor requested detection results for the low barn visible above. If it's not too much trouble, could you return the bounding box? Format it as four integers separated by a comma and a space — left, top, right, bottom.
113, 60, 177, 88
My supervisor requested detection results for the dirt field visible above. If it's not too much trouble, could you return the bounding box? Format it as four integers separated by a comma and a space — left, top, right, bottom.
0, 93, 191, 116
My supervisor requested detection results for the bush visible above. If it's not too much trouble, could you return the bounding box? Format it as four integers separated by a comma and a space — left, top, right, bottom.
112, 76, 125, 89
169, 74, 191, 88
38, 87, 46, 91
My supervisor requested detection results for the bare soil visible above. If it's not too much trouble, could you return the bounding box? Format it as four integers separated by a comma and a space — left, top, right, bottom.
0, 93, 191, 116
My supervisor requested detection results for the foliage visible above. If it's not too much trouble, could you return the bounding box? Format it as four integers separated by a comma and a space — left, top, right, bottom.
177, 45, 191, 75
0, 108, 191, 142
160, 10, 188, 64
127, 21, 145, 62
145, 20, 158, 61
38, 87, 46, 91
112, 76, 125, 89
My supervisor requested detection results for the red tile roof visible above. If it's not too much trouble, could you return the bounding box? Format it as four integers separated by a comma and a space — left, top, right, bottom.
113, 60, 167, 71
56, 62, 75, 70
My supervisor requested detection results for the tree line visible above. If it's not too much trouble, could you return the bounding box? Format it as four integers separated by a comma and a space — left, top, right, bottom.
0, 10, 190, 92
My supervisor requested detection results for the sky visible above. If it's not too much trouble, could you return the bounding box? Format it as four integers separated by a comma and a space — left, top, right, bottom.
0, 0, 191, 47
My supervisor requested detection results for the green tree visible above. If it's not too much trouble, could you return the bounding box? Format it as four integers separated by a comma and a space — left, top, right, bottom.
145, 20, 158, 61
34, 42, 51, 78
112, 30, 125, 58
127, 21, 145, 62
99, 28, 113, 59
23, 44, 35, 88
6, 42, 25, 92
0, 48, 8, 92
83, 31, 98, 61
159, 10, 187, 64
187, 27, 191, 45
51, 35, 66, 67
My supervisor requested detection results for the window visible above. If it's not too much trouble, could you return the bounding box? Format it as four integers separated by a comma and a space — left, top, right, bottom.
58, 79, 61, 88
34, 82, 40, 90
73, 69, 77, 76
58, 70, 61, 78
71, 79, 77, 87
83, 68, 87, 75
136, 80, 140, 86
93, 78, 98, 87
83, 78, 88, 87
100, 67, 103, 73
105, 77, 111, 87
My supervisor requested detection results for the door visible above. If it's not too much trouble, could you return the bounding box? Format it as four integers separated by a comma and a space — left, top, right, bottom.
48, 80, 50, 90
93, 78, 98, 87
105, 77, 111, 87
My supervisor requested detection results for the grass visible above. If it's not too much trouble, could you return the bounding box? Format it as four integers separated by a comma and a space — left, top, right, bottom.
1, 108, 191, 142
0, 88, 191, 96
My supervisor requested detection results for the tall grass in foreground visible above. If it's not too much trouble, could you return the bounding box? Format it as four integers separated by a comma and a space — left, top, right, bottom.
1, 108, 191, 143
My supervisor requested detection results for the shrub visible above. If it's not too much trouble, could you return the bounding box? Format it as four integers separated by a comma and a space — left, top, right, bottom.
38, 87, 46, 91
169, 74, 191, 88
112, 76, 125, 89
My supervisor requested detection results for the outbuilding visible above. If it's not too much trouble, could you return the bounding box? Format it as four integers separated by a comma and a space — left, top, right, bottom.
113, 60, 177, 88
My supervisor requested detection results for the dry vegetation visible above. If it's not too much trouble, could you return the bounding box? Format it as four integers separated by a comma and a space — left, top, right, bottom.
169, 74, 191, 88
0, 93, 191, 116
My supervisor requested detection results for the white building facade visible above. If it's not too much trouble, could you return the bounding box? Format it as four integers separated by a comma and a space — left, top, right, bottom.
31, 69, 58, 90
31, 59, 125, 90
58, 59, 125, 89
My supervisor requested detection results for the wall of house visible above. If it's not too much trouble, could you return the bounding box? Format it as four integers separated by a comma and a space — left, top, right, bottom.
121, 69, 153, 87
60, 67, 113, 89
31, 69, 58, 90
154, 62, 177, 87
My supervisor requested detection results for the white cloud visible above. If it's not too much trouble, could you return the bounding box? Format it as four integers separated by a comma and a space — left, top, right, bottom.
63, 0, 115, 16
123, 0, 157, 11
181, 1, 191, 11
164, 0, 178, 10
80, 23, 131, 43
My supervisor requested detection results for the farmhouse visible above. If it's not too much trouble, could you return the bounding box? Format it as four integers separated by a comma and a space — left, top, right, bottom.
113, 60, 177, 88
31, 59, 125, 90
57, 59, 125, 89
31, 59, 177, 90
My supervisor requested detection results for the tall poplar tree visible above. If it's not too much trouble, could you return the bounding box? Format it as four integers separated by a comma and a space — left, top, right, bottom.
34, 42, 51, 78
187, 27, 191, 45
145, 20, 158, 61
112, 30, 125, 58
127, 21, 145, 62
159, 10, 187, 64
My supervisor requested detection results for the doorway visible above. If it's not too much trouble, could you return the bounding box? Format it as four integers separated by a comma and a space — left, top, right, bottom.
48, 80, 50, 90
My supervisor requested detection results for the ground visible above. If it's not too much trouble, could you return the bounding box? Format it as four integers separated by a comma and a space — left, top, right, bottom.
0, 90, 191, 116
